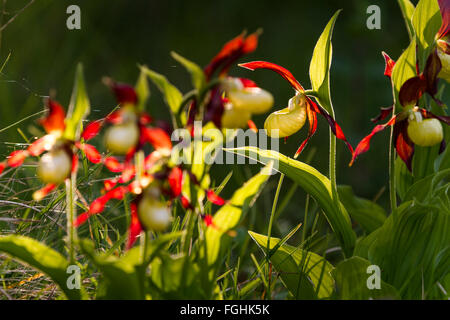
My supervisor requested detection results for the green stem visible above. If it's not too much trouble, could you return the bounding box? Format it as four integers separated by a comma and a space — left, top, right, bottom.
66, 174, 77, 264
389, 123, 397, 219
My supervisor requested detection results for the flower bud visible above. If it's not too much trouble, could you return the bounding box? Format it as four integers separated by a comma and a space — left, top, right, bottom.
37, 149, 72, 183
264, 94, 307, 138
407, 112, 443, 147
221, 103, 252, 129
138, 197, 171, 231
105, 122, 139, 155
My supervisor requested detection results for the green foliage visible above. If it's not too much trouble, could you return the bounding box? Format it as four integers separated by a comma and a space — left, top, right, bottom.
397, 0, 415, 39
249, 231, 335, 299
64, 64, 91, 141
0, 235, 84, 300
171, 51, 206, 92
134, 67, 150, 112
226, 146, 356, 257
333, 257, 399, 299
337, 185, 386, 234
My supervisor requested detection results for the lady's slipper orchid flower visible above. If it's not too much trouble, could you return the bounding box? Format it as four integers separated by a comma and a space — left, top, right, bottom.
238, 61, 354, 158
0, 99, 104, 200
191, 32, 274, 130
350, 52, 450, 171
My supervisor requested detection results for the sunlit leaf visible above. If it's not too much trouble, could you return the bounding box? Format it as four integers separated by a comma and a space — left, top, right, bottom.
249, 231, 335, 299
397, 0, 416, 39
135, 67, 150, 112
171, 51, 206, 92
226, 146, 356, 257
0, 235, 85, 300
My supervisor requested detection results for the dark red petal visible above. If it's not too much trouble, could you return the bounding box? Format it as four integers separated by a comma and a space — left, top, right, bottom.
239, 61, 305, 92
40, 99, 66, 134
309, 98, 354, 155
382, 52, 396, 78
419, 108, 450, 125
239, 78, 258, 88
126, 202, 142, 250
76, 143, 102, 164
399, 76, 427, 107
81, 120, 103, 141
423, 49, 442, 96
32, 183, 57, 201
294, 103, 318, 158
394, 120, 414, 171
104, 157, 124, 172
168, 166, 183, 198
206, 189, 226, 206
27, 137, 47, 157
350, 116, 397, 166
145, 127, 173, 151
371, 106, 394, 123
111, 83, 138, 105
7, 150, 29, 167
438, 0, 450, 39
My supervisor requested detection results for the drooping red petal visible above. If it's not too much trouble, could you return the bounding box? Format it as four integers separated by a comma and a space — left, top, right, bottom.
394, 120, 414, 171
126, 202, 142, 250
438, 0, 450, 39
308, 98, 354, 155
76, 142, 102, 164
247, 119, 258, 133
294, 102, 318, 158
145, 127, 173, 151
81, 120, 103, 141
168, 166, 183, 198
32, 183, 57, 201
7, 150, 29, 168
206, 189, 226, 206
371, 106, 394, 123
111, 83, 138, 105
350, 116, 397, 166
382, 52, 395, 78
104, 157, 124, 172
239, 61, 305, 92
40, 99, 66, 134
27, 137, 47, 157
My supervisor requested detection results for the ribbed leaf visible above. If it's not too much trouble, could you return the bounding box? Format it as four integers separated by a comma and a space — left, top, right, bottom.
309, 10, 341, 114
0, 235, 84, 300
205, 162, 273, 267
142, 66, 183, 113
249, 231, 335, 299
333, 256, 399, 299
226, 146, 356, 256
397, 0, 416, 39
391, 38, 416, 110
64, 63, 90, 141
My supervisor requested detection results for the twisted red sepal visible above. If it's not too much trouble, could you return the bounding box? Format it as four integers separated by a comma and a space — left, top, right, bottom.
371, 106, 394, 123
204, 31, 259, 79
206, 189, 226, 206
75, 142, 102, 164
40, 99, 66, 134
238, 61, 305, 92
7, 150, 29, 168
294, 101, 317, 158
382, 52, 395, 78
126, 202, 143, 250
32, 183, 57, 201
438, 0, 450, 39
81, 120, 103, 141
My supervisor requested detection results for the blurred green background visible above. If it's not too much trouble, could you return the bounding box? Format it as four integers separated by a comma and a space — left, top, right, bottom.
0, 0, 421, 220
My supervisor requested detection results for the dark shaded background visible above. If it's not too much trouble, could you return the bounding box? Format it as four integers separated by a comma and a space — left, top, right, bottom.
0, 0, 419, 218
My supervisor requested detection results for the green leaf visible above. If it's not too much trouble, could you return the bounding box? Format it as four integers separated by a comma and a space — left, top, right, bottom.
337, 185, 386, 234
205, 162, 273, 267
141, 66, 183, 113
395, 156, 414, 200
391, 38, 417, 110
309, 10, 341, 114
64, 63, 90, 141
249, 231, 335, 299
412, 0, 442, 71
135, 66, 150, 112
333, 256, 400, 299
404, 168, 450, 203
171, 51, 206, 92
0, 235, 84, 300
367, 201, 450, 299
397, 0, 416, 39
226, 146, 356, 257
